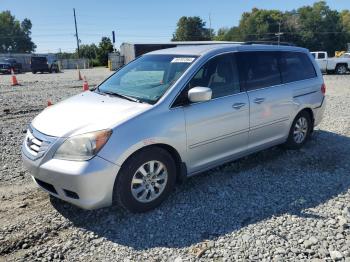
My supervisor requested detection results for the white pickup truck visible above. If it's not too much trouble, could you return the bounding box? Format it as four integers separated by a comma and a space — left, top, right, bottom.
311, 51, 350, 74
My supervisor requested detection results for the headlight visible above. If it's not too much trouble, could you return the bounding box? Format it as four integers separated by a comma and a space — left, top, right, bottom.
54, 129, 112, 161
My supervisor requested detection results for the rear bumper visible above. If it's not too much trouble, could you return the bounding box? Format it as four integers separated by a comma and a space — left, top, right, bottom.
22, 149, 120, 210
313, 96, 326, 127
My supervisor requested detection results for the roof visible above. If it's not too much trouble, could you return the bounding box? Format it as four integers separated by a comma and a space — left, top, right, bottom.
147, 44, 308, 56
121, 41, 240, 46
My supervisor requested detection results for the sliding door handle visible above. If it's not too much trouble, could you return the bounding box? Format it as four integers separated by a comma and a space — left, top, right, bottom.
232, 102, 246, 109
253, 98, 265, 104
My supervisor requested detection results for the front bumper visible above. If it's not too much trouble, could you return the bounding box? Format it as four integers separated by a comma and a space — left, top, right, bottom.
22, 146, 120, 210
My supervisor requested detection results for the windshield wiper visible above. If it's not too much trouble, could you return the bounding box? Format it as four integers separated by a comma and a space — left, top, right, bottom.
99, 90, 143, 103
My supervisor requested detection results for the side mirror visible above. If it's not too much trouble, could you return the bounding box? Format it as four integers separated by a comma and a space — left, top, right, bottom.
188, 87, 212, 103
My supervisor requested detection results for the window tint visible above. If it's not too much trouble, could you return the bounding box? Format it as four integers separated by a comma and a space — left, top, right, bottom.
318, 53, 326, 59
280, 52, 316, 83
188, 54, 240, 99
237, 52, 282, 91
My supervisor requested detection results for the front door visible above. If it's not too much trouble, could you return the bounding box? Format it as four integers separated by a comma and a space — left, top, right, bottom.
180, 53, 250, 173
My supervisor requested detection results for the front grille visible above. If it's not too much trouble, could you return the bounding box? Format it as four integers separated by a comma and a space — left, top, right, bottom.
0, 64, 10, 69
26, 131, 43, 155
23, 127, 55, 160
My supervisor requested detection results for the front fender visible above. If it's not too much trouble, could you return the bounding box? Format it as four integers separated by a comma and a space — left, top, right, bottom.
97, 106, 187, 168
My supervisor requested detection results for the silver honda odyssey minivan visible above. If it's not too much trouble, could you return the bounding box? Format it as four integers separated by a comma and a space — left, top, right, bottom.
22, 44, 326, 212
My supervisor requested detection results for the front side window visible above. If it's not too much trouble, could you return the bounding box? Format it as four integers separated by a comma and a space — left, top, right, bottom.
188, 54, 240, 99
97, 55, 196, 104
237, 51, 282, 91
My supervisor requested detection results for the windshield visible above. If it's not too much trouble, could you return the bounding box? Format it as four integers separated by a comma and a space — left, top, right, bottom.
97, 54, 196, 104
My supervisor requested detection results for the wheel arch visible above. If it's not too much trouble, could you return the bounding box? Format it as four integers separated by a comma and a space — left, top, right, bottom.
296, 107, 315, 132
117, 143, 187, 184
336, 62, 348, 68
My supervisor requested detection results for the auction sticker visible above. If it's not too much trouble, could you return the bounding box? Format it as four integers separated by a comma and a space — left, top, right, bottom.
171, 57, 195, 63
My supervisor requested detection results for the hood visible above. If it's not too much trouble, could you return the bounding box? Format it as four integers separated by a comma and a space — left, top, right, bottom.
32, 91, 151, 137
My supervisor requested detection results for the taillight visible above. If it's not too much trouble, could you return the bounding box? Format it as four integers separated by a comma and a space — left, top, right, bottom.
321, 83, 326, 95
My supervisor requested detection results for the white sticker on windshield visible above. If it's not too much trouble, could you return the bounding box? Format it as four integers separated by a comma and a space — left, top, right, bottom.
171, 57, 195, 63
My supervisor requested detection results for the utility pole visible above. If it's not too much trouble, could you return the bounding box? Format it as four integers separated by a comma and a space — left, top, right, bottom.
73, 8, 80, 58
112, 31, 116, 52
275, 22, 284, 46
208, 13, 212, 40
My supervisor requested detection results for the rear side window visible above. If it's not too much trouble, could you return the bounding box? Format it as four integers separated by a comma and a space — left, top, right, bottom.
318, 53, 325, 59
32, 57, 47, 63
237, 52, 282, 91
280, 52, 316, 83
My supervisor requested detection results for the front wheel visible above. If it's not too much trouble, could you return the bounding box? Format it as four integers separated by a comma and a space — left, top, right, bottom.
284, 111, 312, 150
114, 147, 176, 213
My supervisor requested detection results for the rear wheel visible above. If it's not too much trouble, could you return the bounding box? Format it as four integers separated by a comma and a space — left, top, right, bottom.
335, 64, 347, 75
114, 147, 176, 213
284, 111, 312, 150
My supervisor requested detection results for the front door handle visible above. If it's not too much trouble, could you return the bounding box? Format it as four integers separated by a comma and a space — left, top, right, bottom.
253, 98, 265, 104
232, 102, 246, 109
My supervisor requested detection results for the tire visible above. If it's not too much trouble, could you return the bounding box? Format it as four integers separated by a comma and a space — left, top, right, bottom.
114, 147, 176, 213
335, 64, 347, 75
284, 111, 312, 150
32, 71, 36, 74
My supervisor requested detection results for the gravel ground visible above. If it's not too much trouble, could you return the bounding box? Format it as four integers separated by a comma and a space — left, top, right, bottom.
0, 69, 350, 261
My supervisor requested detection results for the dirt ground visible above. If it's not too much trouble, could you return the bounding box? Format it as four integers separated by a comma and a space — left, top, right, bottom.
0, 69, 350, 261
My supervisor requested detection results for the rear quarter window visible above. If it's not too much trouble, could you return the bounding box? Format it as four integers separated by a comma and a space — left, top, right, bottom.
280, 52, 317, 83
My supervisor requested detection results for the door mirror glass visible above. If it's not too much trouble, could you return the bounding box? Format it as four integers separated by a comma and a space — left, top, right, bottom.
188, 87, 212, 103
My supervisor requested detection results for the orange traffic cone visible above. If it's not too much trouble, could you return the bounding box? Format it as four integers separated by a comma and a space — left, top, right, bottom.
83, 76, 89, 91
78, 69, 83, 81
11, 69, 19, 86
47, 100, 53, 107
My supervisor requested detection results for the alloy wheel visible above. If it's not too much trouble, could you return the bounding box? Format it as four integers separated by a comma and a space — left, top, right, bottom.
293, 116, 308, 144
130, 160, 168, 203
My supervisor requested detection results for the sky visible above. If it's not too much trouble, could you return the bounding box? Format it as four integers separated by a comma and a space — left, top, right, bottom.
1, 0, 349, 53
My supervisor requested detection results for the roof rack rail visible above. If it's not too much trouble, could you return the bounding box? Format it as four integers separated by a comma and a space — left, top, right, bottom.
243, 41, 295, 46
